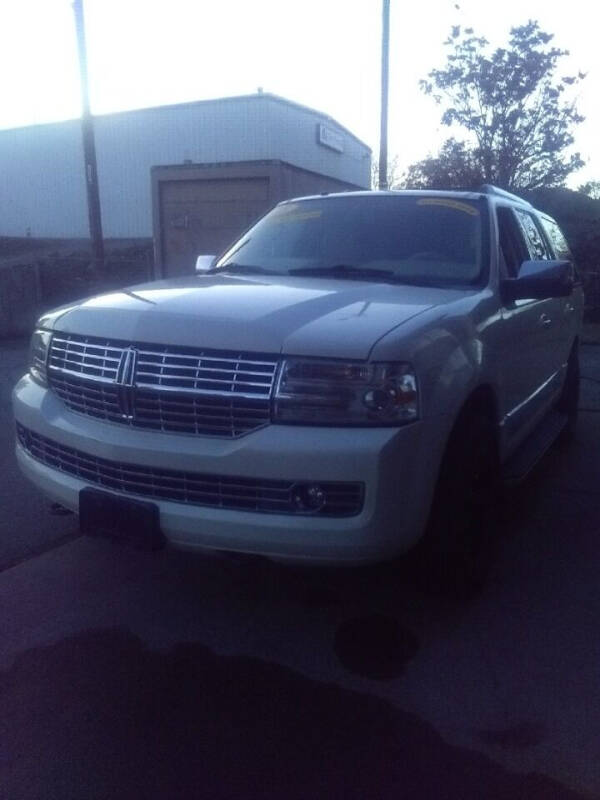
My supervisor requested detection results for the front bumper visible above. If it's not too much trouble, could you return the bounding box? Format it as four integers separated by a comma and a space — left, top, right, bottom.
13, 375, 446, 564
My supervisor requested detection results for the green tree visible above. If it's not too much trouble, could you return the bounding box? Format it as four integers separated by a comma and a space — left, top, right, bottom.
405, 138, 482, 189
578, 180, 600, 200
408, 21, 585, 190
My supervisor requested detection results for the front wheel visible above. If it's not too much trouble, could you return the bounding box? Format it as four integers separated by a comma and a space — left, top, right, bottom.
416, 408, 500, 597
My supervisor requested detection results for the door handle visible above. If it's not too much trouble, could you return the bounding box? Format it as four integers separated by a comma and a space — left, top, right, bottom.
565, 303, 576, 314
538, 313, 552, 328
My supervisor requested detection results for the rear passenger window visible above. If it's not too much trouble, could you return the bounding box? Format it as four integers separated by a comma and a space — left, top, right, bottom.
515, 210, 552, 260
540, 217, 573, 261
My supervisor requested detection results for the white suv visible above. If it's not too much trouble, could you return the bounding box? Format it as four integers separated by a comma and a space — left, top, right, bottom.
13, 187, 583, 569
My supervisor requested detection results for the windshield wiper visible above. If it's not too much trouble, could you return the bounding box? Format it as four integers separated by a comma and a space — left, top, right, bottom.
288, 264, 462, 287
207, 263, 280, 275
288, 264, 400, 282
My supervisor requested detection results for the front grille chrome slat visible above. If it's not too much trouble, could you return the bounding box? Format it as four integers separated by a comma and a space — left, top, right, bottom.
50, 349, 122, 364
50, 366, 119, 384
135, 373, 272, 389
17, 425, 364, 517
133, 383, 269, 400
47, 333, 278, 438
136, 350, 276, 368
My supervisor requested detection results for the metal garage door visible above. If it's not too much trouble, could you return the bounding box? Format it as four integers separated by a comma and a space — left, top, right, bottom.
160, 177, 270, 277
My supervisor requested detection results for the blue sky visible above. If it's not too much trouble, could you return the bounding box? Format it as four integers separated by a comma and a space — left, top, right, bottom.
1, 0, 597, 185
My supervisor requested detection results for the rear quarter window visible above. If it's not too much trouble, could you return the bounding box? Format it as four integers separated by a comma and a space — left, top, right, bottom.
540, 217, 573, 261
514, 210, 552, 260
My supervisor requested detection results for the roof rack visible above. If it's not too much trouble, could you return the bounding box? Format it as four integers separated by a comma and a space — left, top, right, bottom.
478, 184, 532, 206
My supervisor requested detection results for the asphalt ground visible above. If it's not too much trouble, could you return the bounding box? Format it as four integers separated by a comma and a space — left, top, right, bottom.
1, 340, 599, 799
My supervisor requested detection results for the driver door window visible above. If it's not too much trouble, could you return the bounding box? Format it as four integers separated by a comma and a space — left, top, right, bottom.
497, 206, 528, 278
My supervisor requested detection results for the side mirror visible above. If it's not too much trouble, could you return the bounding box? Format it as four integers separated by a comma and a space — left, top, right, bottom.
195, 254, 217, 273
501, 259, 574, 303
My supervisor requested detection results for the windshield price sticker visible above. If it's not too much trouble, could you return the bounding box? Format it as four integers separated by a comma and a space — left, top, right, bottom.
417, 198, 480, 216
270, 210, 323, 225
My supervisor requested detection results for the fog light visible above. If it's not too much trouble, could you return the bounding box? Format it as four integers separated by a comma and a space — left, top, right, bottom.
292, 483, 326, 513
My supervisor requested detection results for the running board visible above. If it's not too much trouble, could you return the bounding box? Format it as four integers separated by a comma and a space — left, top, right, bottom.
502, 410, 568, 485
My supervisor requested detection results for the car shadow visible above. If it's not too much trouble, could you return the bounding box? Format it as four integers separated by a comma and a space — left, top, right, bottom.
1, 626, 585, 800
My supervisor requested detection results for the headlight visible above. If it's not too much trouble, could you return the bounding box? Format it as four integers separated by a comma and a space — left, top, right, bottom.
273, 358, 418, 425
29, 329, 52, 386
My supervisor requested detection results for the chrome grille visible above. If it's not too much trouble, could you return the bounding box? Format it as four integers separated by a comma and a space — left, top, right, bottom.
47, 333, 278, 438
17, 425, 364, 517
135, 346, 276, 397
49, 372, 122, 423
134, 390, 272, 436
49, 335, 123, 382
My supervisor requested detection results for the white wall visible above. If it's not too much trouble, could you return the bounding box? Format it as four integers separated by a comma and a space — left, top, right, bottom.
0, 120, 88, 238
0, 94, 371, 238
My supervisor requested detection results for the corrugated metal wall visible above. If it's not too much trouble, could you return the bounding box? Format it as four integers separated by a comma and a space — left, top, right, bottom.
0, 120, 88, 238
0, 94, 371, 239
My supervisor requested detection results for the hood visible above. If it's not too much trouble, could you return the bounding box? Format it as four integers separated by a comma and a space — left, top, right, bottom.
40, 274, 459, 360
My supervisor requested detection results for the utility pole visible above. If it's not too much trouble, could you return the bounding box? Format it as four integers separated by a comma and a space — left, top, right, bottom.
378, 0, 390, 190
72, 0, 104, 268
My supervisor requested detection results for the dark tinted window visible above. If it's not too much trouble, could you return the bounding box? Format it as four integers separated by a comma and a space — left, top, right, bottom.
216, 195, 485, 287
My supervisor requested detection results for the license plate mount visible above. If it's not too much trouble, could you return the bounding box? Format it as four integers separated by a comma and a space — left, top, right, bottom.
79, 488, 165, 551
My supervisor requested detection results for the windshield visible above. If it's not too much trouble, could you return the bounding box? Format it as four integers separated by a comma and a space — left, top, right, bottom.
215, 195, 486, 287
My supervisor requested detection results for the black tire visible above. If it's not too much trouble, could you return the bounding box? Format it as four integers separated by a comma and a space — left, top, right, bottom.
557, 343, 580, 443
416, 406, 500, 598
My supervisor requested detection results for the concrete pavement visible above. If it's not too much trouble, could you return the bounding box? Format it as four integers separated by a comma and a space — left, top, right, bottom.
1, 342, 599, 798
